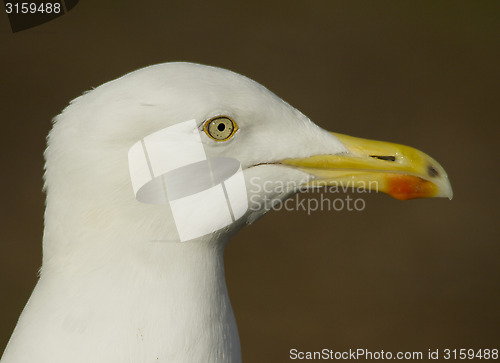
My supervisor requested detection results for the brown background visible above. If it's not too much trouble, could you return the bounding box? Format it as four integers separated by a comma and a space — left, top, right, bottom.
1, 1, 499, 361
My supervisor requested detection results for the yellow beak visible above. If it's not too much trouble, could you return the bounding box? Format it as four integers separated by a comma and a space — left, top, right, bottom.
281, 133, 453, 200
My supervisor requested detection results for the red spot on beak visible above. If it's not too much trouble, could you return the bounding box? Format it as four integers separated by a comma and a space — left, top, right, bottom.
386, 175, 438, 200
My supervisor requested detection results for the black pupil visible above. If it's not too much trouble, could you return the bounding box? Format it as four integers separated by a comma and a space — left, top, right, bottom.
217, 123, 226, 132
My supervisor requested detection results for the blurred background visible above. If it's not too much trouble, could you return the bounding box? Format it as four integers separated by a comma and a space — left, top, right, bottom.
1, 1, 498, 361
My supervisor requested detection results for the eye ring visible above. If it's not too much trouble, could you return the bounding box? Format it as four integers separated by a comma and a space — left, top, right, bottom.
203, 116, 238, 141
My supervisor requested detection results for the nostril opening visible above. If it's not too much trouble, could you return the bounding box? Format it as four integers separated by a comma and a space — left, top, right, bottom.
370, 155, 396, 162
428, 165, 439, 177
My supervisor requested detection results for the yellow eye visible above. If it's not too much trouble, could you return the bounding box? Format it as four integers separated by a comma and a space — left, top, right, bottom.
204, 116, 238, 141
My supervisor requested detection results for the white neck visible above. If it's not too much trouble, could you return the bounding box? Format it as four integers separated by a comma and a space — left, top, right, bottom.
1, 237, 242, 363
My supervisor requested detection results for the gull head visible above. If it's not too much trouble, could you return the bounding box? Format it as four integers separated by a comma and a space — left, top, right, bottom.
43, 62, 452, 261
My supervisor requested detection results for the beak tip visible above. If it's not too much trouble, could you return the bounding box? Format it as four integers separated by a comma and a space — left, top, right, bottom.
436, 177, 453, 200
